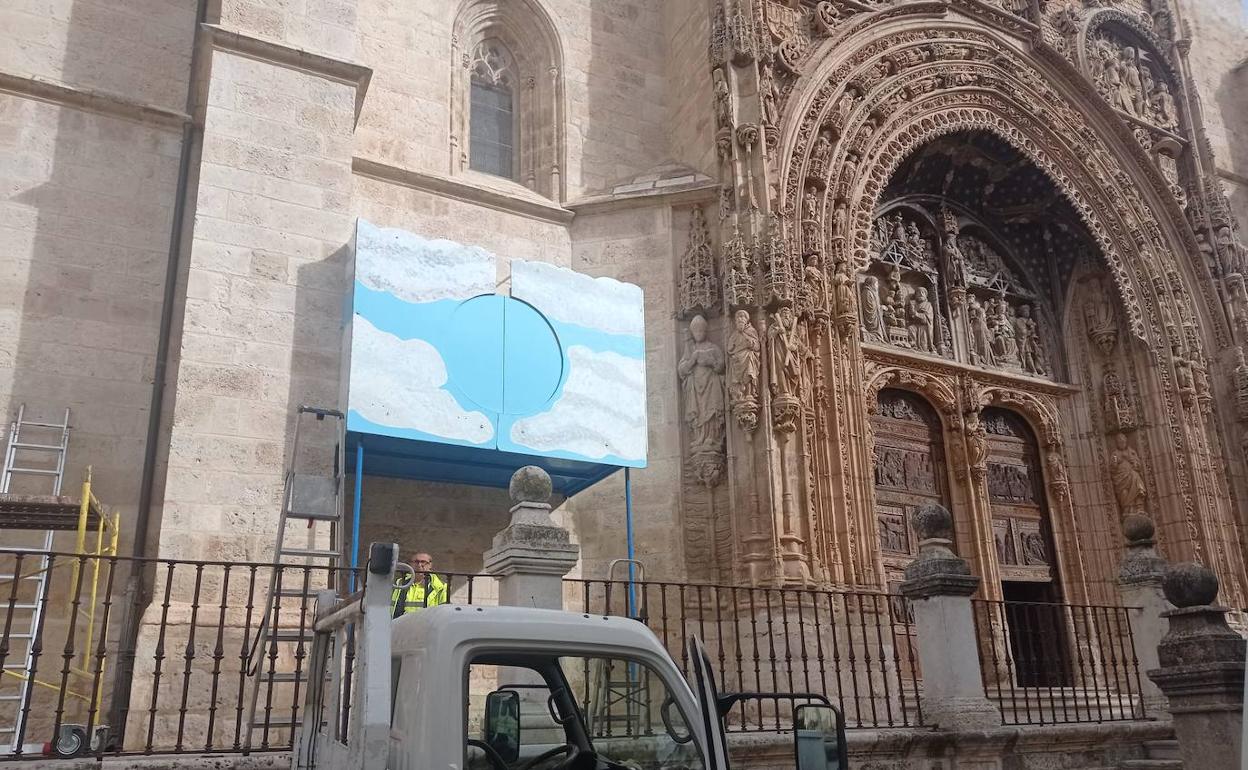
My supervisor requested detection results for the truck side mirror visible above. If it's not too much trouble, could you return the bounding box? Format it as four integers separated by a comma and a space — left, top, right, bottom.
483, 690, 521, 764
793, 703, 848, 770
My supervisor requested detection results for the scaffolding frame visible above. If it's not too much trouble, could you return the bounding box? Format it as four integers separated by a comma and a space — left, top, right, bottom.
1, 405, 121, 756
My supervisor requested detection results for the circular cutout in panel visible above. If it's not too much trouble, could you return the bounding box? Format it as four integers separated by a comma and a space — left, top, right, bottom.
443, 294, 563, 416
501, 297, 563, 415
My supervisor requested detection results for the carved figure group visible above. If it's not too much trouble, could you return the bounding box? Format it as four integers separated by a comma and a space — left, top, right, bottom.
1093, 36, 1177, 130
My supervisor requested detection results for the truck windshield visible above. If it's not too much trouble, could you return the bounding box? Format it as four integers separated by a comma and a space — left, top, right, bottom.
559, 655, 705, 770
464, 654, 706, 770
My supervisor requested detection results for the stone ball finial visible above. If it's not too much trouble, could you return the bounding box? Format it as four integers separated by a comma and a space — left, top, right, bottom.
1123, 513, 1155, 544
509, 465, 553, 505
1162, 562, 1219, 608
912, 503, 954, 542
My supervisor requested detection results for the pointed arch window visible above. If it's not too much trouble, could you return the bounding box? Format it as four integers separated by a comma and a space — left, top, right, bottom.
469, 40, 517, 179
452, 0, 565, 200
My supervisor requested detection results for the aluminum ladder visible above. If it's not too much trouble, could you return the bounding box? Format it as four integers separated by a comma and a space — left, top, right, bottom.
245, 406, 346, 749
0, 405, 71, 755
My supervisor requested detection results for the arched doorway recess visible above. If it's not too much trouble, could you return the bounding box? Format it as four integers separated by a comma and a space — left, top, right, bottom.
692, 6, 1247, 611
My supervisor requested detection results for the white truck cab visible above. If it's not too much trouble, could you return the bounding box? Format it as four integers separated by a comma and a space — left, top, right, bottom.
294, 544, 847, 770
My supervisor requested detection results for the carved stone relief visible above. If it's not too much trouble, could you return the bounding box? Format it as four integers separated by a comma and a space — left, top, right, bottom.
692, 8, 1248, 609
859, 210, 950, 357
679, 207, 718, 318
1088, 31, 1178, 133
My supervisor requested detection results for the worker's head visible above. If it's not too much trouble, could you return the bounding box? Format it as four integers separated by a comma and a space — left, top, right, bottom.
411, 552, 433, 571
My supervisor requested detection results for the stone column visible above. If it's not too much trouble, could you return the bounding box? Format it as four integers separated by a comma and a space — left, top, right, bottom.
1147, 563, 1246, 770
483, 466, 579, 610
1116, 513, 1171, 717
899, 504, 1001, 729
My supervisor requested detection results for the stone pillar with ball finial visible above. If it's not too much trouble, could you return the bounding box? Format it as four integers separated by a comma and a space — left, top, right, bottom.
1116, 512, 1171, 717
483, 466, 580, 610
1147, 562, 1246, 770
898, 503, 1001, 730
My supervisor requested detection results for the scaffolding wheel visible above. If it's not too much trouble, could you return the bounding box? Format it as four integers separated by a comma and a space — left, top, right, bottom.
51, 724, 88, 757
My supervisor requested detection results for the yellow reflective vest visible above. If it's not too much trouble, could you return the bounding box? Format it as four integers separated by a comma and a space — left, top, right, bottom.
391, 572, 448, 617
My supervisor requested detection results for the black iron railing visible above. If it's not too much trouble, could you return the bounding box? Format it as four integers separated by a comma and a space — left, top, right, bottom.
0, 549, 497, 760
567, 578, 923, 731
972, 598, 1146, 725
2, 548, 1157, 760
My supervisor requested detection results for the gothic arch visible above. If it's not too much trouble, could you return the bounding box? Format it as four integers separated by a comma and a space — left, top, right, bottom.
451, 0, 566, 199
776, 16, 1228, 352
863, 365, 959, 422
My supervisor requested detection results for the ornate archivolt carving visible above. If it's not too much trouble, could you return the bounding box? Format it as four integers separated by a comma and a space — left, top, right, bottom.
776, 24, 1224, 348
976, 387, 1062, 449
862, 366, 959, 424
679, 315, 727, 487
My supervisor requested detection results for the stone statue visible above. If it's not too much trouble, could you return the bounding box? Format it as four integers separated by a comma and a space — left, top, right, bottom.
804, 254, 828, 311
1083, 293, 1119, 357
811, 133, 833, 169
990, 296, 1018, 364
832, 261, 853, 315
967, 295, 995, 365
1109, 432, 1147, 516
1014, 305, 1041, 374
713, 68, 732, 128
760, 63, 780, 127
768, 306, 802, 399
966, 414, 989, 474
1119, 47, 1143, 117
860, 275, 884, 341
1196, 231, 1217, 276
1102, 45, 1126, 111
727, 309, 760, 411
907, 286, 935, 352
678, 315, 726, 456
831, 199, 849, 242
1149, 80, 1176, 130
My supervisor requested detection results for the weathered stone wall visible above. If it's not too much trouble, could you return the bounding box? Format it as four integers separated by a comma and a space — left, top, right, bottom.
0, 0, 195, 552
567, 202, 688, 581
354, 0, 669, 198
155, 38, 359, 562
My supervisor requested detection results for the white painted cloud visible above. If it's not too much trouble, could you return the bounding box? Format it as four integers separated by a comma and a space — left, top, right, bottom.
349, 315, 493, 444
511, 260, 644, 338
355, 219, 495, 303
509, 346, 646, 461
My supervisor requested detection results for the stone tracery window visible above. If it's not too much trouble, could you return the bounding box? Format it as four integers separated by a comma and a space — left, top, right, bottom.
469, 40, 517, 179
452, 0, 564, 200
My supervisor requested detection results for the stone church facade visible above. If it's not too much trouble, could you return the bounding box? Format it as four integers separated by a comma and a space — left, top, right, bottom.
2, 0, 1247, 618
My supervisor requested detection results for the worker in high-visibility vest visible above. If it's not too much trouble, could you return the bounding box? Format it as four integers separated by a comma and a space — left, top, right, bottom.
391, 552, 448, 617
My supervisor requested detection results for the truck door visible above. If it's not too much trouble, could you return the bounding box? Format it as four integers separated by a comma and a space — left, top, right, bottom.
685, 638, 730, 770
